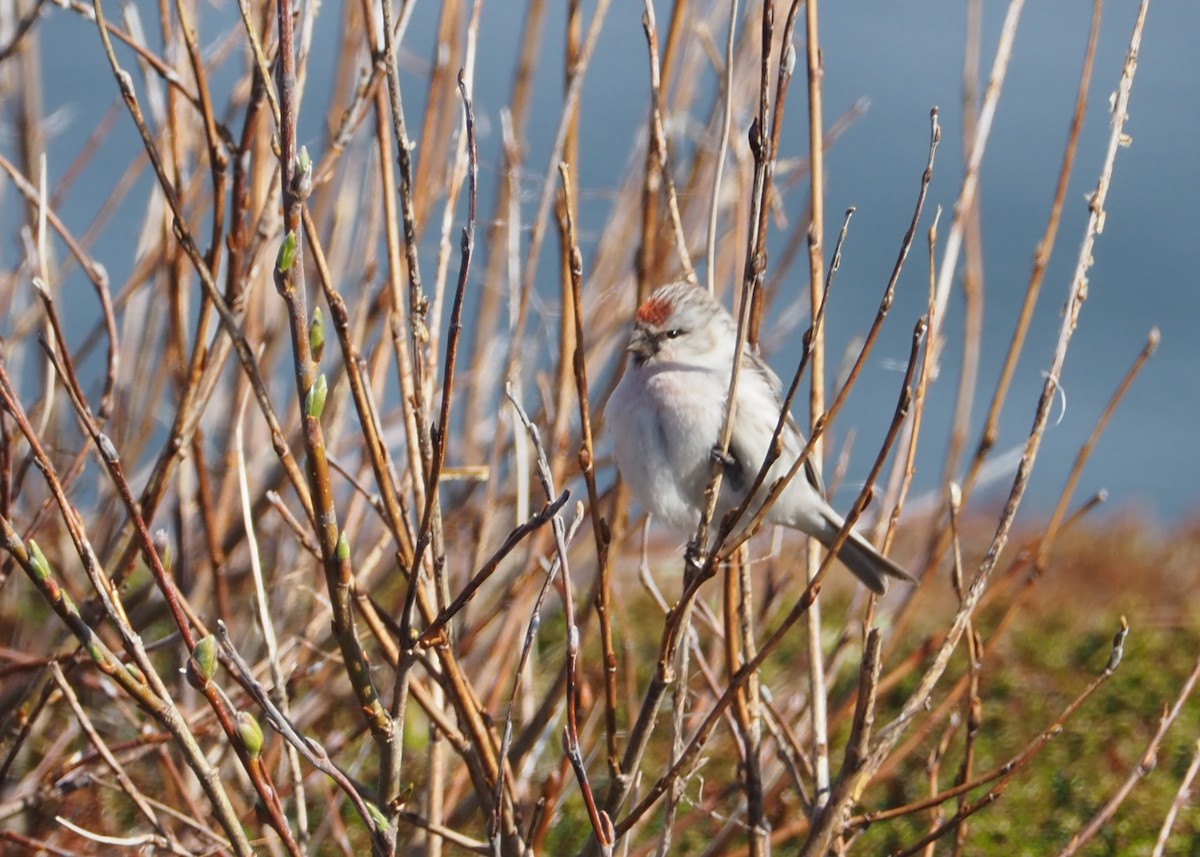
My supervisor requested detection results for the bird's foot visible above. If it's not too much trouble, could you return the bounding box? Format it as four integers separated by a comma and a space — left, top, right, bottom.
710, 445, 745, 491
709, 446, 736, 468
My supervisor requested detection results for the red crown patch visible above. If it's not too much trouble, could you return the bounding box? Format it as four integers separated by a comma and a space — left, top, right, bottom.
635, 296, 671, 327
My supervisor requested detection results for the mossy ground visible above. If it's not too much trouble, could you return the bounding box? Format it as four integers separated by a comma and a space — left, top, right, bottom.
601, 515, 1200, 855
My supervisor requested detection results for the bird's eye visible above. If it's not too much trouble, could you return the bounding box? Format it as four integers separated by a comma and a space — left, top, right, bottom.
664, 328, 684, 339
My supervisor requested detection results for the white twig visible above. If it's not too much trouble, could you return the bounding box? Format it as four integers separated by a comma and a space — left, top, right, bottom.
1151, 739, 1200, 857
706, 0, 739, 295
929, 0, 1025, 378
55, 814, 179, 850
235, 391, 307, 841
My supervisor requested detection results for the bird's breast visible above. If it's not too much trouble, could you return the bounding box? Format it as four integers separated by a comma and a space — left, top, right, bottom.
608, 365, 729, 531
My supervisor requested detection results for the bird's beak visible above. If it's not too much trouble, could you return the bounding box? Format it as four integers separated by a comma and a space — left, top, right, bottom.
627, 327, 657, 362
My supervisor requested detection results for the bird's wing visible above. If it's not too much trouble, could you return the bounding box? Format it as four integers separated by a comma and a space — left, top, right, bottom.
731, 348, 827, 499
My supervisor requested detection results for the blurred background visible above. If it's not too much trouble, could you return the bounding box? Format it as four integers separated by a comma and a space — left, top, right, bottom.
7, 0, 1197, 523
2, 3, 1197, 853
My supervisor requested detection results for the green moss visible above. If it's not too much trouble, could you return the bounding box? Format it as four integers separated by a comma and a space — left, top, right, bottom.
851, 619, 1200, 855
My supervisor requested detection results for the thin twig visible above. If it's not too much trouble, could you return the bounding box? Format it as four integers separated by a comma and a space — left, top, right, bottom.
1151, 739, 1200, 857
1058, 638, 1197, 856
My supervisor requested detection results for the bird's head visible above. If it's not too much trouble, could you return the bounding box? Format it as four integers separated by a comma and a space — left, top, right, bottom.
626, 282, 735, 369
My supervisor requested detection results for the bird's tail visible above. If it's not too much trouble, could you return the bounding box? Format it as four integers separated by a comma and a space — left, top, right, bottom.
816, 514, 915, 595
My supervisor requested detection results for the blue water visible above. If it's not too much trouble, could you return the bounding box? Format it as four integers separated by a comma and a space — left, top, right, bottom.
10, 0, 1197, 524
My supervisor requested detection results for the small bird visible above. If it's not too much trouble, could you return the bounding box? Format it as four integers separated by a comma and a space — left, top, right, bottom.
606, 281, 912, 593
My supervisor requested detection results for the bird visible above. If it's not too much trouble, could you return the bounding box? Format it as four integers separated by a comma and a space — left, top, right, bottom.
605, 281, 913, 593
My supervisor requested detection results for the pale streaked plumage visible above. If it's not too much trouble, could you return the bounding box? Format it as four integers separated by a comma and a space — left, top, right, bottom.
606, 282, 912, 593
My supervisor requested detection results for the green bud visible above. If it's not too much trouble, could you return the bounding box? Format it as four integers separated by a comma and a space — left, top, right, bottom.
188, 635, 217, 686
236, 711, 264, 759
276, 231, 297, 273
309, 307, 325, 363
304, 374, 328, 420
366, 801, 389, 831
336, 531, 350, 562
297, 146, 311, 174
394, 782, 414, 807
27, 540, 51, 581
